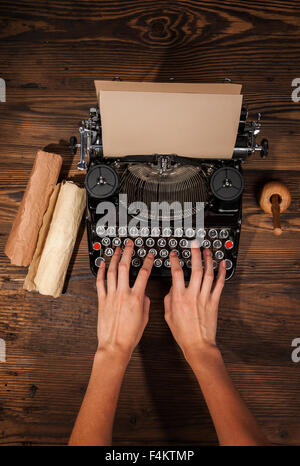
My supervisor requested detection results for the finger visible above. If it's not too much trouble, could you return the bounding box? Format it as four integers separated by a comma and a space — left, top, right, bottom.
211, 259, 226, 306
201, 248, 214, 298
118, 239, 134, 289
106, 247, 121, 293
170, 251, 185, 291
133, 252, 154, 295
189, 239, 203, 291
96, 259, 106, 300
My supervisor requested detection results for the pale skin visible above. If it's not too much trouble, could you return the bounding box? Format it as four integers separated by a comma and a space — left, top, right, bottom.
69, 239, 269, 446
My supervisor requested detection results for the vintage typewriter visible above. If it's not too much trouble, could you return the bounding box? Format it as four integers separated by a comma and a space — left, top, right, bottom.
70, 85, 268, 281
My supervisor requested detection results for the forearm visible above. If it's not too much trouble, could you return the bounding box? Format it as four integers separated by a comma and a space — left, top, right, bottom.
187, 347, 268, 446
69, 349, 130, 446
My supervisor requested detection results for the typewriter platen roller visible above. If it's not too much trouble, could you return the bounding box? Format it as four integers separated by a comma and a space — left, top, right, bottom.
70, 91, 268, 281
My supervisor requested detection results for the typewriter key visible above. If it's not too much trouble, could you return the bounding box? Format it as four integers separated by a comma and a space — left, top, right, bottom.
164, 259, 171, 268
182, 249, 191, 259
213, 240, 222, 249
186, 228, 195, 238
104, 248, 114, 257
196, 228, 206, 238
85, 164, 119, 199
160, 249, 169, 258
96, 225, 106, 237
101, 237, 111, 247
157, 238, 166, 248
169, 238, 177, 248
151, 227, 160, 237
148, 248, 157, 257
118, 226, 127, 236
171, 249, 179, 256
162, 227, 172, 237
225, 259, 233, 270
154, 258, 162, 267
208, 229, 218, 239
137, 248, 146, 258
112, 237, 121, 247
179, 238, 188, 248
107, 226, 116, 236
219, 229, 229, 239
93, 242, 101, 251
179, 260, 184, 268
129, 227, 139, 237
174, 228, 183, 237
132, 258, 141, 267
213, 260, 217, 269
215, 250, 224, 260
146, 238, 155, 247
202, 239, 211, 248
134, 237, 144, 247
140, 227, 150, 237
225, 240, 234, 250
95, 257, 105, 267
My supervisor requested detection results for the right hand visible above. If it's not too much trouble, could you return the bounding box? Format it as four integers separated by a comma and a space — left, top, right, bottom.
164, 242, 226, 363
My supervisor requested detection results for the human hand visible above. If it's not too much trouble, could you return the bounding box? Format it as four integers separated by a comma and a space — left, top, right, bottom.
164, 242, 226, 364
96, 240, 154, 359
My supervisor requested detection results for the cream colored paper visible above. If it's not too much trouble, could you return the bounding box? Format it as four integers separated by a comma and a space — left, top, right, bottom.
5, 149, 62, 266
23, 183, 61, 292
33, 181, 86, 298
100, 91, 242, 159
95, 80, 242, 98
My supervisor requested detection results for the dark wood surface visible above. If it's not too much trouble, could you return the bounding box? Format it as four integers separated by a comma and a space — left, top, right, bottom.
0, 0, 300, 446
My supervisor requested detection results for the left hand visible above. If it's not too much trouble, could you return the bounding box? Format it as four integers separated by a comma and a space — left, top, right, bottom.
96, 240, 154, 358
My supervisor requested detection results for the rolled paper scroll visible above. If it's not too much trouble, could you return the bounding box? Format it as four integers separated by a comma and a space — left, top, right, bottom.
32, 181, 86, 298
5, 150, 62, 266
23, 183, 61, 292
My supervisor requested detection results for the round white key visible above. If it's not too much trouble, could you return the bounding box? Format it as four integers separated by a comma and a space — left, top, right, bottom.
132, 258, 141, 267
179, 238, 188, 248
219, 229, 229, 239
112, 237, 121, 247
135, 237, 144, 247
129, 226, 139, 237
157, 238, 166, 248
225, 259, 233, 270
174, 227, 183, 237
140, 227, 150, 237
104, 247, 114, 257
215, 250, 224, 260
102, 237, 111, 247
96, 225, 106, 237
182, 249, 191, 259
162, 227, 172, 237
146, 238, 155, 247
148, 248, 157, 257
160, 249, 169, 258
151, 227, 160, 237
154, 258, 162, 267
107, 226, 116, 236
202, 239, 211, 248
213, 239, 222, 249
118, 226, 127, 236
169, 238, 177, 248
185, 228, 195, 238
164, 259, 171, 268
208, 229, 218, 239
137, 248, 147, 258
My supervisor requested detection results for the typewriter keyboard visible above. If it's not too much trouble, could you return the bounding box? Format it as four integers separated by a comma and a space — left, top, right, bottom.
91, 227, 237, 280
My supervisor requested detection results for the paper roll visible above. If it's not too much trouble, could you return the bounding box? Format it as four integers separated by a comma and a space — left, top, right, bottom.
23, 183, 61, 292
5, 149, 62, 266
32, 181, 86, 298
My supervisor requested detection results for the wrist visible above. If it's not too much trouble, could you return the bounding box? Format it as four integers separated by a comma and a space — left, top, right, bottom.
183, 344, 223, 372
94, 346, 132, 368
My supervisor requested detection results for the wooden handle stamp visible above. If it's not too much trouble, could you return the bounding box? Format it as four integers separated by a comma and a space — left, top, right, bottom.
259, 181, 291, 235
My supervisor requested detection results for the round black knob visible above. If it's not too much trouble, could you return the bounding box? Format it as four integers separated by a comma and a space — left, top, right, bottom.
69, 136, 77, 155
261, 139, 269, 159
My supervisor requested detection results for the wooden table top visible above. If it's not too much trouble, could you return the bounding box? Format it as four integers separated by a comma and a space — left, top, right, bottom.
0, 0, 299, 445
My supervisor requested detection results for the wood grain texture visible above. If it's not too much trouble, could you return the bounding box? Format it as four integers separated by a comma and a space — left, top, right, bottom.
0, 0, 300, 446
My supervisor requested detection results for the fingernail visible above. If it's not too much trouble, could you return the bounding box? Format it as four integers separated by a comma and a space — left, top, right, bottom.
204, 248, 211, 255
126, 239, 133, 246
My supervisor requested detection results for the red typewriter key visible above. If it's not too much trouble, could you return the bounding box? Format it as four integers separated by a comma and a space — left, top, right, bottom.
225, 240, 233, 250
93, 242, 101, 250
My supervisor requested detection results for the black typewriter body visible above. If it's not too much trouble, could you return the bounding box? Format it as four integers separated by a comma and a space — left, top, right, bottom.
70, 105, 268, 281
